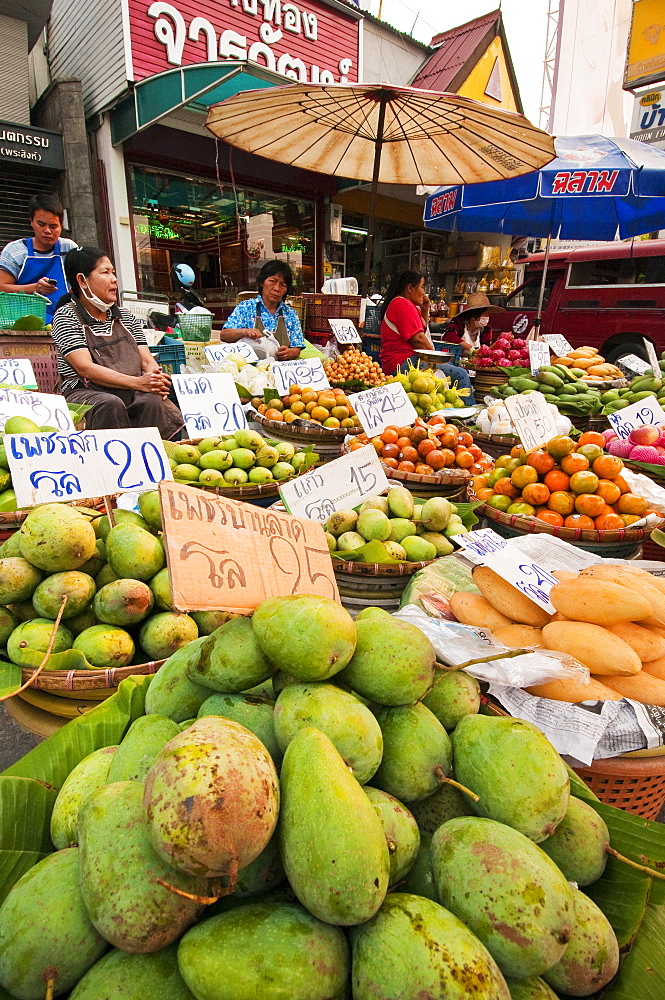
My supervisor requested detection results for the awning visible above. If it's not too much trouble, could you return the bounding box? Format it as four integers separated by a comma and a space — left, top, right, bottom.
110, 61, 285, 146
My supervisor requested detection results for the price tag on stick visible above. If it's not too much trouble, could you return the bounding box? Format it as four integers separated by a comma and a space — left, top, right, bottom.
172, 373, 247, 438
503, 392, 558, 453
271, 359, 330, 396
528, 341, 550, 376
6, 427, 172, 507
204, 342, 260, 364
644, 338, 661, 377
160, 481, 339, 612
349, 384, 418, 437
0, 359, 37, 389
328, 319, 362, 344
607, 396, 665, 440
542, 334, 573, 357
0, 387, 74, 432
278, 445, 389, 522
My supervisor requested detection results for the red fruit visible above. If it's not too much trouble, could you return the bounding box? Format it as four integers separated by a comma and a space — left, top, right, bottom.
495, 338, 512, 352
512, 338, 526, 349
478, 345, 492, 357
507, 350, 521, 362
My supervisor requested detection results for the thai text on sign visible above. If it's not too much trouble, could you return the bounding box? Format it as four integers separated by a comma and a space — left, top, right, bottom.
0, 388, 74, 432
171, 373, 247, 437
0, 359, 37, 389
504, 392, 558, 453
278, 444, 388, 522
271, 358, 330, 396
204, 342, 259, 364
348, 383, 418, 437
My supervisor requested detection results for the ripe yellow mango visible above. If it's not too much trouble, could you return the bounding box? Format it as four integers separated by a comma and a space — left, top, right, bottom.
542, 622, 641, 676
601, 671, 665, 706
493, 625, 543, 648
579, 566, 665, 627
606, 621, 665, 662
449, 592, 513, 631
549, 580, 652, 625
472, 567, 551, 627
526, 675, 622, 703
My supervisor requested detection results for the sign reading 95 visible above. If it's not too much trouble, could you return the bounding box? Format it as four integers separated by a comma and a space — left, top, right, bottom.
6, 427, 172, 506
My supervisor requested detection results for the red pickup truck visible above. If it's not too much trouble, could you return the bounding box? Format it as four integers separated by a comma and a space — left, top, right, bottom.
491, 239, 665, 364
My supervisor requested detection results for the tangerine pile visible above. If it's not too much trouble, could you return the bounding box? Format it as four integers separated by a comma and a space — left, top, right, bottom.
253, 386, 363, 431
473, 431, 653, 530
348, 417, 494, 475
324, 347, 386, 387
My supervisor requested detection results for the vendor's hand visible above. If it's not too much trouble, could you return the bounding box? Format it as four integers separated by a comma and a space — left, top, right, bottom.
239, 328, 263, 341
135, 372, 168, 394
149, 371, 171, 397
35, 277, 58, 295
275, 346, 300, 361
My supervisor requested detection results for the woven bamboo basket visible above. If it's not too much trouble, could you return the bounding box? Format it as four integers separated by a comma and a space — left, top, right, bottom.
470, 430, 520, 460
19, 657, 166, 692
469, 368, 512, 396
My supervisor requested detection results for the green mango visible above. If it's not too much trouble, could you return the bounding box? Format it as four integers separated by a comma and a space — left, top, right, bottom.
410, 783, 473, 835
79, 781, 211, 952
274, 682, 382, 784
105, 523, 165, 580
432, 816, 574, 978
452, 715, 569, 842
504, 976, 558, 999
629, 390, 657, 402
0, 530, 22, 557
69, 946, 196, 999
197, 692, 281, 765
338, 615, 435, 706
423, 670, 480, 731
252, 594, 356, 682
535, 372, 564, 389
542, 888, 619, 996
539, 796, 609, 885
144, 637, 209, 721
232, 835, 285, 898
395, 832, 438, 901
569, 367, 587, 377
50, 745, 118, 849
0, 848, 107, 999
350, 894, 510, 1000
510, 377, 539, 392
189, 615, 276, 692
178, 903, 349, 1000
107, 714, 180, 783
364, 787, 420, 885
372, 703, 452, 803
137, 490, 163, 531
279, 727, 389, 925
19, 505, 96, 572
97, 509, 151, 541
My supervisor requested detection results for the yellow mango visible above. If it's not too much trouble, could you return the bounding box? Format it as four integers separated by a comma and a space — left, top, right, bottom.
643, 656, 665, 682
472, 566, 551, 627
449, 592, 513, 632
542, 622, 642, 676
493, 625, 543, 648
600, 671, 665, 706
527, 676, 622, 703
579, 566, 665, 627
606, 622, 665, 662
549, 579, 652, 625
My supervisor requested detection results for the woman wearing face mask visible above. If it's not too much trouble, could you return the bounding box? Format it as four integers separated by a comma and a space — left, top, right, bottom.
442, 292, 501, 357
50, 247, 183, 436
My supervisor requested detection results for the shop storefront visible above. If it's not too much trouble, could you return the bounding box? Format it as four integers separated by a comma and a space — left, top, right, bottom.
0, 122, 65, 248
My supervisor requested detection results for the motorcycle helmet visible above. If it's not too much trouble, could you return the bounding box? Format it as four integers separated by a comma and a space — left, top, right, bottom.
172, 263, 196, 288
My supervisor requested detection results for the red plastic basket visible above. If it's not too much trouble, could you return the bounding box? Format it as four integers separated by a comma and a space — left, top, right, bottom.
302, 294, 362, 332
0, 334, 59, 393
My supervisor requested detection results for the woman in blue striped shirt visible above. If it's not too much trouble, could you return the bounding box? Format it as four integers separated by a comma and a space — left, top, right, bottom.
222, 261, 304, 361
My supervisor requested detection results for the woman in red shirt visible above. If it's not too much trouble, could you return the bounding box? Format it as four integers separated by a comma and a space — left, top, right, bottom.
379, 270, 474, 401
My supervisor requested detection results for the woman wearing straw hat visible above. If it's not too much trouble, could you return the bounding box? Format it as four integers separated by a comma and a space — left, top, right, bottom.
442, 291, 503, 358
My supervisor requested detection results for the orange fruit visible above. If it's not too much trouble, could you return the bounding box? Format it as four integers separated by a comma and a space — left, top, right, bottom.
401, 446, 419, 464
415, 463, 434, 475
418, 439, 437, 458
468, 444, 483, 460
574, 493, 606, 517
398, 460, 416, 473
382, 443, 400, 460
370, 438, 383, 455
569, 471, 600, 495
576, 443, 604, 463
617, 493, 648, 516
510, 465, 539, 489
496, 457, 522, 474
614, 474, 631, 495
494, 478, 520, 499
411, 427, 429, 445
620, 514, 641, 526
578, 431, 606, 448
455, 450, 475, 469
536, 508, 564, 527
595, 511, 624, 530
264, 408, 284, 421
305, 401, 317, 413
427, 450, 447, 470
287, 384, 302, 394
543, 469, 570, 492
458, 431, 473, 447
383, 458, 399, 469
547, 436, 576, 459
527, 449, 556, 475
507, 502, 536, 516
561, 453, 589, 475
522, 482, 550, 506
381, 428, 399, 444
438, 429, 459, 449
564, 514, 595, 529
592, 454, 624, 480
440, 449, 456, 467
510, 445, 525, 459
348, 441, 365, 451
398, 426, 414, 438
476, 487, 494, 502
548, 491, 575, 516
396, 436, 412, 450
301, 389, 317, 404
471, 475, 489, 491
487, 494, 513, 512
311, 406, 330, 422
595, 479, 621, 504
475, 458, 493, 472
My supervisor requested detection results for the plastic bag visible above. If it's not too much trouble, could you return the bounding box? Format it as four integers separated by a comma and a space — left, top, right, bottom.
240, 333, 279, 360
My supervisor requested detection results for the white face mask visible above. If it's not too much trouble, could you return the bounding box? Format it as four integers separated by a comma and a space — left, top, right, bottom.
478, 315, 490, 327
80, 280, 111, 312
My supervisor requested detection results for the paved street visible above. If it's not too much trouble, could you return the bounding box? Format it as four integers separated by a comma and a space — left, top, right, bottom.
0, 705, 39, 771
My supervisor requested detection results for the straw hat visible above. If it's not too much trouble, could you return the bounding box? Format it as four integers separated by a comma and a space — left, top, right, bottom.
462, 291, 504, 313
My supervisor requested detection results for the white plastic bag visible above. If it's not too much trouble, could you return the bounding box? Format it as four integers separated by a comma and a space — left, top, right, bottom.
240, 333, 279, 360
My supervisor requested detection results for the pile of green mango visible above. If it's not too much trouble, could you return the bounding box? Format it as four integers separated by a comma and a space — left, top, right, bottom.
491, 365, 604, 417
0, 594, 622, 999
601, 372, 665, 415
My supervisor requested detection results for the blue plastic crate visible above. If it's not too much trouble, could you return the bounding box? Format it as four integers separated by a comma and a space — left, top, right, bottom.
150, 341, 186, 375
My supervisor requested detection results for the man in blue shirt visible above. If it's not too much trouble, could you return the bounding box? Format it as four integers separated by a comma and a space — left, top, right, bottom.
222, 260, 304, 360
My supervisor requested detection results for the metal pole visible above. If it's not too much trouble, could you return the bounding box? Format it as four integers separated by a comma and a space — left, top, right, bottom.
362, 94, 388, 299
534, 233, 552, 331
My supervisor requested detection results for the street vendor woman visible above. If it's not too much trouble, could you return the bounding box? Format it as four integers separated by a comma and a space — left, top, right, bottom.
0, 194, 78, 323
221, 260, 304, 360
379, 269, 475, 402
441, 291, 502, 357
50, 247, 184, 437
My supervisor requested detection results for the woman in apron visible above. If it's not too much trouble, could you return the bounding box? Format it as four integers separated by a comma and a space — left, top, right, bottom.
221, 261, 304, 360
50, 247, 183, 438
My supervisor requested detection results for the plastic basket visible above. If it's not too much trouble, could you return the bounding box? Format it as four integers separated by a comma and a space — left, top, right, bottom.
178, 313, 213, 341
302, 294, 362, 332
0, 334, 59, 393
0, 292, 48, 327
150, 341, 186, 375
572, 756, 665, 820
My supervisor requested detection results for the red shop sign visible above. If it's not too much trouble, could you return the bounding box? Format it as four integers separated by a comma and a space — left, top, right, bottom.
129, 0, 360, 85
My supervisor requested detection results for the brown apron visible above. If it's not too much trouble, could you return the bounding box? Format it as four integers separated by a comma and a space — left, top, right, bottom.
255, 302, 290, 347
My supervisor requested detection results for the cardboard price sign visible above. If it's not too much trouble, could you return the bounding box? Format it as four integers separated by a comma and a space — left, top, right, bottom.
271, 359, 330, 396
160, 481, 339, 612
0, 387, 74, 433
278, 444, 388, 522
204, 341, 259, 364
349, 383, 418, 437
608, 396, 665, 440
483, 547, 558, 613
644, 337, 661, 377
172, 373, 247, 437
6, 427, 172, 507
528, 340, 550, 376
542, 334, 573, 357
621, 354, 652, 375
504, 392, 558, 453
0, 358, 37, 389
328, 319, 362, 344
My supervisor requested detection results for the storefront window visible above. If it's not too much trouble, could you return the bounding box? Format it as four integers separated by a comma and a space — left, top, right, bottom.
129, 165, 316, 301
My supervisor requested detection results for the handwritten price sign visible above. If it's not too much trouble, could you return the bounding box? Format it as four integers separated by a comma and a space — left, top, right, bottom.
455, 528, 507, 562
0, 359, 37, 389
349, 383, 418, 437
621, 354, 652, 375
271, 359, 330, 396
159, 481, 339, 613
278, 445, 388, 522
608, 396, 665, 440
528, 340, 550, 376
644, 338, 661, 377
204, 342, 259, 364
0, 387, 74, 433
542, 334, 573, 357
328, 319, 362, 344
6, 428, 172, 507
504, 391, 558, 453
484, 547, 558, 613
172, 373, 247, 438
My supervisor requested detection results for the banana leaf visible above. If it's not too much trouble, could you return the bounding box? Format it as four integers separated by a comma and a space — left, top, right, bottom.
626, 461, 665, 482
2, 674, 151, 788
0, 775, 57, 905
331, 539, 402, 564
450, 500, 481, 531
601, 903, 665, 999
0, 660, 21, 699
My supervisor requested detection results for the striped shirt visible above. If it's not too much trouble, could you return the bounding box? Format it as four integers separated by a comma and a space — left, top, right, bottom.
0, 237, 78, 278
223, 295, 305, 347
51, 302, 147, 390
